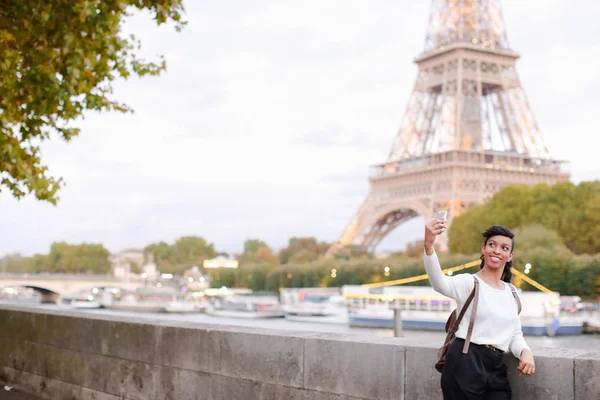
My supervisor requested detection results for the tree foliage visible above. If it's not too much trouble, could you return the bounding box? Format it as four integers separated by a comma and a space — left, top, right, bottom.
278, 237, 330, 264
332, 244, 373, 260
514, 249, 600, 299
511, 225, 570, 255
2, 230, 598, 298
241, 239, 278, 265
0, 243, 110, 273
0, 0, 185, 203
449, 181, 600, 254
265, 253, 477, 292
47, 242, 111, 273
143, 241, 171, 267
144, 236, 218, 275
243, 239, 268, 254
0, 253, 49, 273
208, 263, 276, 292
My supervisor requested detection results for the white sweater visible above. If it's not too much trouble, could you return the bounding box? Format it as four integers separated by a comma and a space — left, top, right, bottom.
424, 251, 530, 359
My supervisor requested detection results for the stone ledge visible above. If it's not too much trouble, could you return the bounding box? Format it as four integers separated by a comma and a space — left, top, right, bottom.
574, 351, 600, 400
1, 305, 596, 400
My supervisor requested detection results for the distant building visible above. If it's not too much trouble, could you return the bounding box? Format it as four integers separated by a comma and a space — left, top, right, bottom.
110, 249, 157, 280
142, 255, 158, 280
203, 255, 238, 269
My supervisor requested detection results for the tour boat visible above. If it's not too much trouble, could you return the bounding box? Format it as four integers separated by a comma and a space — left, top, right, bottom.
69, 292, 103, 309
281, 288, 349, 324
57, 291, 102, 309
343, 285, 585, 336
103, 287, 184, 313
206, 294, 284, 318
165, 293, 207, 313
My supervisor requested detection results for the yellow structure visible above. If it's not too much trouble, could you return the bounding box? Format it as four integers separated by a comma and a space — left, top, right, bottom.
203, 256, 238, 269
361, 260, 555, 294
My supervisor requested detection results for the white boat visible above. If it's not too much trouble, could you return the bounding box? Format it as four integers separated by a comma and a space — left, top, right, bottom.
206, 294, 284, 318
70, 293, 102, 309
282, 290, 349, 325
344, 285, 452, 329
104, 287, 184, 313
285, 308, 348, 324
1, 287, 42, 304
165, 293, 208, 313
165, 300, 198, 313
343, 284, 584, 336
57, 291, 102, 309
57, 293, 75, 308
108, 300, 166, 313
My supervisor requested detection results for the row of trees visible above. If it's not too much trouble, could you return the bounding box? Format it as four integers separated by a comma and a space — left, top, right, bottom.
142, 236, 334, 275
3, 227, 597, 299
0, 236, 334, 275
0, 235, 342, 275
143, 237, 220, 275
202, 246, 600, 300
1, 243, 111, 274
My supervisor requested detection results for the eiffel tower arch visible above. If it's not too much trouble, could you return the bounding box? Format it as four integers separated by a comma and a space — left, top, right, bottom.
329, 0, 569, 256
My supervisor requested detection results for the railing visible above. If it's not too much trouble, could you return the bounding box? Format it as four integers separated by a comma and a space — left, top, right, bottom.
370, 149, 569, 179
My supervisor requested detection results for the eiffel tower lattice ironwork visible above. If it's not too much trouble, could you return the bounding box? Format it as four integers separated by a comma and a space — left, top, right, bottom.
329, 0, 569, 255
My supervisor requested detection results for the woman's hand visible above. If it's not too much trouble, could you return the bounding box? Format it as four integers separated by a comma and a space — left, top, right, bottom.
518, 349, 535, 376
424, 218, 447, 255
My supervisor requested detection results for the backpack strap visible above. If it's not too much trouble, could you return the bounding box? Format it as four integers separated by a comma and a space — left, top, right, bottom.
450, 277, 476, 332
510, 284, 522, 314
462, 276, 479, 353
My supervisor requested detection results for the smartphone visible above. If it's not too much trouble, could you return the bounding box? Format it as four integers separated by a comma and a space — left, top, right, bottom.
434, 210, 447, 220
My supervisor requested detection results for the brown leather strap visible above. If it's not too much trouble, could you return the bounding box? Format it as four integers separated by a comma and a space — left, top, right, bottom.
462, 277, 479, 353
510, 284, 522, 314
450, 277, 476, 334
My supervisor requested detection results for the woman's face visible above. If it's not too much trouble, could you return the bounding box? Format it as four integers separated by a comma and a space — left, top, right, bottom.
481, 235, 513, 271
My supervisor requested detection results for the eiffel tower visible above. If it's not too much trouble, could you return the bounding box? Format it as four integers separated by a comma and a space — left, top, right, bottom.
329, 0, 569, 255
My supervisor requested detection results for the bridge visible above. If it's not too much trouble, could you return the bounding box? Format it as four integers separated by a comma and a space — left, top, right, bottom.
0, 274, 146, 302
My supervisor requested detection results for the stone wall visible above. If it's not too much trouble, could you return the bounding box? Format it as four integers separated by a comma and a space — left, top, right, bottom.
0, 305, 599, 400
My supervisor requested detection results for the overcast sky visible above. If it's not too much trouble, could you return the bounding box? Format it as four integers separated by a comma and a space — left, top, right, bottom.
1, 0, 599, 257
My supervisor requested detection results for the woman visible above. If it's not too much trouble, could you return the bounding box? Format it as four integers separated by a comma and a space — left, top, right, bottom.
424, 219, 535, 399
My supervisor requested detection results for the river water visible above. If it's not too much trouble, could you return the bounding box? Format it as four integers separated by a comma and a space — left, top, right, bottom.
4, 301, 599, 351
